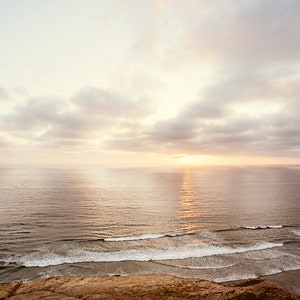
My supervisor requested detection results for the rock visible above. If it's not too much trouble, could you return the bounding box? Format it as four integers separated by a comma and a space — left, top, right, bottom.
0, 275, 299, 299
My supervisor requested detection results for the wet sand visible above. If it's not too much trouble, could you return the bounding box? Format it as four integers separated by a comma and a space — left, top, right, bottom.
0, 274, 299, 300
257, 269, 300, 295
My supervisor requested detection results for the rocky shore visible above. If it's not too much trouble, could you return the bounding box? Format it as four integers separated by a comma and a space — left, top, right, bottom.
0, 274, 299, 300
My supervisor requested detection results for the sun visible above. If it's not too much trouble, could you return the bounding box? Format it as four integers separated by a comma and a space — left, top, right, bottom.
171, 154, 217, 167
181, 155, 196, 165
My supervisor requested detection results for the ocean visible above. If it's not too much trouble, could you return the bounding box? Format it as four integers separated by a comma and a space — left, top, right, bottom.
0, 165, 299, 292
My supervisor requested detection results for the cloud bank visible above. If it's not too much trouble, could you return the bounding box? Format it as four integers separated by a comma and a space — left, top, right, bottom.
0, 0, 299, 164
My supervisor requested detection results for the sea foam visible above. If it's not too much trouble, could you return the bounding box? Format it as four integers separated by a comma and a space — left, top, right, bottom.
104, 233, 165, 242
104, 233, 186, 242
243, 225, 283, 230
291, 229, 300, 237
8, 242, 283, 268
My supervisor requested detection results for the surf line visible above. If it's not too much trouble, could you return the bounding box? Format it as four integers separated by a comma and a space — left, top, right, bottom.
151, 260, 236, 270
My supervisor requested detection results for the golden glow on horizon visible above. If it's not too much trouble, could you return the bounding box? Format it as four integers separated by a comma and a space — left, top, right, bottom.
2, 146, 299, 167
173, 154, 223, 167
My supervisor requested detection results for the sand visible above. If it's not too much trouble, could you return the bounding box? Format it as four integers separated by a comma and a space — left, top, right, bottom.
0, 274, 299, 300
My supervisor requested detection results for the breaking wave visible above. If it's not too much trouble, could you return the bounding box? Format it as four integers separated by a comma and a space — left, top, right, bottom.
6, 242, 283, 268
291, 229, 300, 237
104, 233, 185, 242
243, 225, 283, 230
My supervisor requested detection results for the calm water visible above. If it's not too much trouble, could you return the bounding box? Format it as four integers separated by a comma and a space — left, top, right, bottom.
0, 166, 299, 291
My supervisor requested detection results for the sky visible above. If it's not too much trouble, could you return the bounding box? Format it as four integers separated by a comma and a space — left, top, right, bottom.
0, 0, 300, 166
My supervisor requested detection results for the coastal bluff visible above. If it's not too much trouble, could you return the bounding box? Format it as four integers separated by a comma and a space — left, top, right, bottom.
0, 274, 299, 300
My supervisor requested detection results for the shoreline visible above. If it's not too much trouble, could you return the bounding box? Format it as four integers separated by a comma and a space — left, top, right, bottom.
239, 269, 300, 295
1, 274, 299, 300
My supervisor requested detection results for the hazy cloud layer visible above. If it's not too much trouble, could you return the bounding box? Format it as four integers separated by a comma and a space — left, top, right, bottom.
172, 0, 300, 64
1, 86, 154, 146
0, 0, 299, 163
105, 67, 300, 157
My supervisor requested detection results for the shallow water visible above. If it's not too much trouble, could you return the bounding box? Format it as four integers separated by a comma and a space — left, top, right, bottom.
0, 166, 299, 292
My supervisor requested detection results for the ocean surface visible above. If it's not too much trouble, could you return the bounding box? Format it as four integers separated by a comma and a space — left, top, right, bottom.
0, 165, 299, 292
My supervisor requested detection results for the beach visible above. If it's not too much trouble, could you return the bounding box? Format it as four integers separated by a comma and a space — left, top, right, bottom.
1, 274, 299, 300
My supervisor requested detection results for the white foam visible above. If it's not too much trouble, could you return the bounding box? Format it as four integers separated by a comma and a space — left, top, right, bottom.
9, 242, 283, 268
199, 231, 219, 239
104, 233, 165, 242
244, 225, 283, 230
104, 233, 185, 242
291, 229, 300, 237
215, 263, 300, 283
214, 273, 258, 283
156, 261, 237, 270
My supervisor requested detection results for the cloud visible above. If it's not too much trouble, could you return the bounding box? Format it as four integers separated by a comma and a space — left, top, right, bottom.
4, 97, 62, 131
1, 1, 299, 163
180, 67, 296, 120
1, 86, 155, 147
178, 0, 300, 64
73, 86, 153, 118
105, 66, 300, 157
150, 117, 197, 141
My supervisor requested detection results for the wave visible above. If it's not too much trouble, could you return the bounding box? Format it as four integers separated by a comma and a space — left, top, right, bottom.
291, 229, 300, 237
154, 261, 237, 270
6, 242, 283, 268
214, 265, 300, 283
104, 233, 185, 242
243, 225, 283, 230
